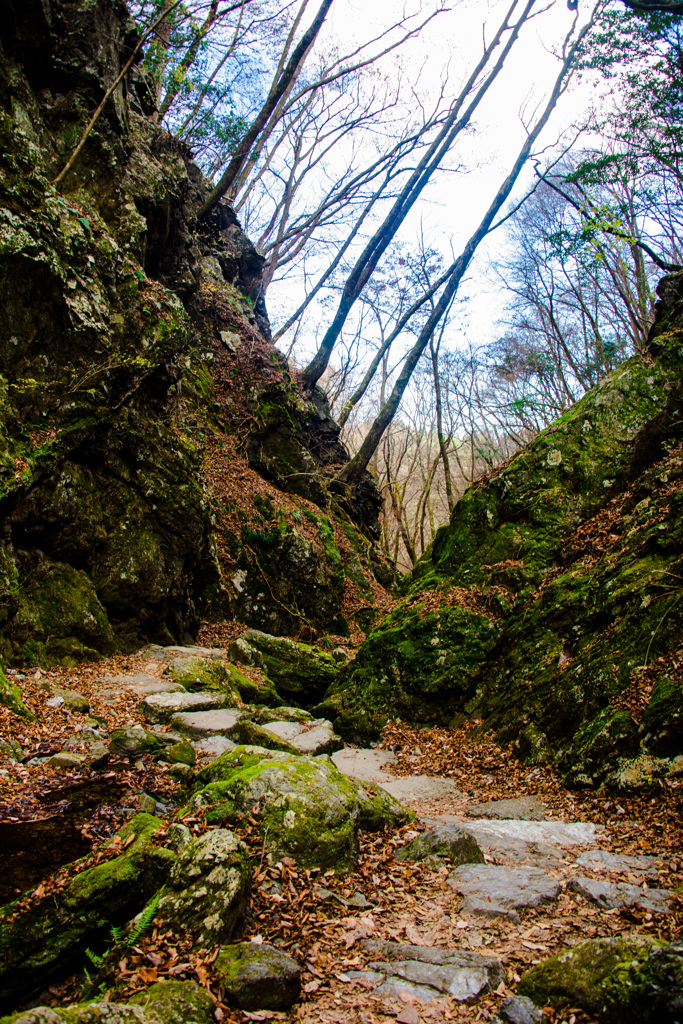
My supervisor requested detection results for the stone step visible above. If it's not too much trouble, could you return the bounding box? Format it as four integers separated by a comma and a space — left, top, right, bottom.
449, 863, 562, 922
331, 747, 395, 783
139, 690, 230, 724
260, 719, 343, 756
171, 708, 246, 738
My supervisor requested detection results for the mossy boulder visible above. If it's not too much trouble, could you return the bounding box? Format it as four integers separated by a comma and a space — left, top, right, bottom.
517, 934, 663, 1016
190, 746, 412, 871
395, 824, 485, 866
164, 658, 237, 699
153, 830, 250, 946
600, 939, 683, 1023
0, 982, 214, 1024
0, 666, 33, 719
215, 942, 301, 1010
326, 599, 501, 738
237, 631, 338, 705
108, 726, 163, 758
129, 981, 214, 1024
0, 814, 175, 1011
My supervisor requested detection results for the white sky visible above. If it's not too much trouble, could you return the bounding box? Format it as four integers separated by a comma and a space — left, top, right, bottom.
265, 0, 602, 362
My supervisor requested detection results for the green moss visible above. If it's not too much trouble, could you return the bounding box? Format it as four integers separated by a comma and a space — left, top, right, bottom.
0, 666, 34, 719
191, 746, 408, 872
130, 980, 214, 1024
0, 815, 175, 1008
518, 935, 662, 1014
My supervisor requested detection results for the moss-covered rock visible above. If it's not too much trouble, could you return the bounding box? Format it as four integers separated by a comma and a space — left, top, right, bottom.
395, 824, 485, 866
0, 814, 175, 1010
215, 942, 301, 1010
0, 982, 214, 1024
0, 666, 33, 719
517, 935, 662, 1015
333, 275, 683, 773
190, 746, 411, 871
237, 631, 338, 705
108, 726, 163, 758
153, 830, 250, 946
600, 939, 683, 1023
129, 981, 214, 1024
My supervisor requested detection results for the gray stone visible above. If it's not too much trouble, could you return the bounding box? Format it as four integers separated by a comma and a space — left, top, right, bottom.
138, 793, 157, 815
171, 708, 245, 737
575, 850, 658, 873
396, 823, 485, 866
48, 751, 85, 769
379, 774, 462, 805
193, 735, 237, 758
215, 942, 301, 1010
499, 995, 544, 1024
108, 725, 162, 757
456, 819, 602, 852
228, 637, 265, 669
359, 940, 503, 1002
466, 797, 545, 821
154, 829, 250, 945
52, 687, 90, 714
139, 690, 229, 725
450, 864, 561, 921
568, 876, 672, 913
100, 672, 186, 695
263, 719, 343, 756
331, 747, 395, 783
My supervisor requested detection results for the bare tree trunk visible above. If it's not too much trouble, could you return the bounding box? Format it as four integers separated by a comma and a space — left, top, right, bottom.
430, 334, 455, 512
300, 0, 536, 390
198, 0, 334, 218
338, 17, 590, 487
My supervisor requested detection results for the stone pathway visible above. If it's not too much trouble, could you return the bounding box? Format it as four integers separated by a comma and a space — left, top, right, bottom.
15, 642, 677, 1023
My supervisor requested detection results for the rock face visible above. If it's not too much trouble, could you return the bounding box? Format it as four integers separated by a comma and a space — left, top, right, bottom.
325, 272, 683, 775
0, 0, 388, 669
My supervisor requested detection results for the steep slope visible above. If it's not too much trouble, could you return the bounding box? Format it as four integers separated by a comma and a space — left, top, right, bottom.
326, 273, 683, 783
0, 0, 392, 667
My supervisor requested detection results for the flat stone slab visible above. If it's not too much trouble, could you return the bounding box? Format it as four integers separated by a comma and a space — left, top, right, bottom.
568, 876, 672, 914
100, 673, 186, 696
379, 774, 462, 805
450, 864, 561, 921
575, 850, 658, 874
139, 690, 228, 724
263, 719, 343, 756
171, 709, 245, 738
331, 748, 395, 783
193, 736, 237, 758
139, 644, 224, 662
351, 941, 503, 1003
458, 819, 602, 850
466, 797, 545, 821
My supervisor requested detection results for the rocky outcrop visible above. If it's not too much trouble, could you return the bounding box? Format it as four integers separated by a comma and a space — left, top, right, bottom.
326, 272, 683, 779
0, 0, 389, 667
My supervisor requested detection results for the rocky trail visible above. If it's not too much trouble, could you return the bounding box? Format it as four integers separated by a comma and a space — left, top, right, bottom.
1, 639, 681, 1024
